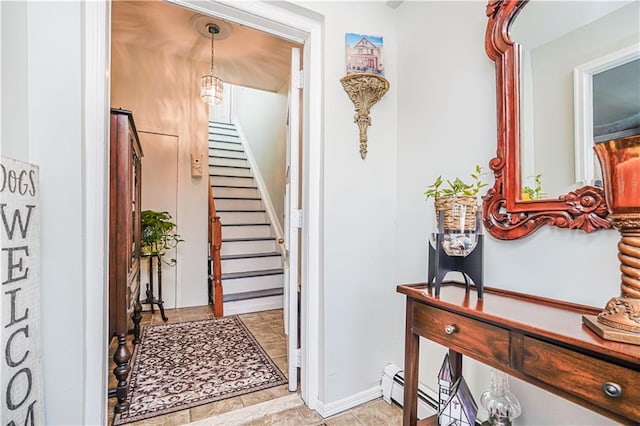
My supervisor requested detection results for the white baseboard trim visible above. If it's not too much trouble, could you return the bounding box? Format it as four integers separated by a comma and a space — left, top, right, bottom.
315, 385, 383, 419
223, 295, 283, 316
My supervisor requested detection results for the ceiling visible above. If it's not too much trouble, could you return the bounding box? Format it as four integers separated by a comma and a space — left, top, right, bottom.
111, 0, 301, 93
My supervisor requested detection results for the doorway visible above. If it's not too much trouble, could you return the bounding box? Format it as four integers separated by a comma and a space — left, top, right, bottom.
106, 0, 321, 420
85, 1, 323, 421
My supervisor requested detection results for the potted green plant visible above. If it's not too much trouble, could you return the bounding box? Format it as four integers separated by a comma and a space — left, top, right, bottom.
424, 165, 488, 233
140, 210, 184, 264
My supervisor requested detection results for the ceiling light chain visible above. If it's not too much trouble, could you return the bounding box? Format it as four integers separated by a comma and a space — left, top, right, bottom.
209, 25, 216, 74
200, 24, 223, 105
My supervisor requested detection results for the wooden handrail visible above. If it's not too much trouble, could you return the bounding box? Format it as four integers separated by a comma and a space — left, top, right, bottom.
208, 184, 223, 317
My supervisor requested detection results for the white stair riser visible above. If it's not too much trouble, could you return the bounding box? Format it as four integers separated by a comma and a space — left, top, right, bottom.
209, 133, 239, 141
223, 295, 283, 316
209, 131, 240, 141
209, 149, 246, 159
211, 157, 249, 168
210, 166, 252, 177
210, 176, 255, 187
209, 126, 238, 136
209, 141, 242, 151
222, 255, 282, 274
216, 198, 262, 210
222, 273, 284, 296
217, 211, 267, 224
222, 224, 271, 239
221, 239, 277, 255
213, 186, 259, 198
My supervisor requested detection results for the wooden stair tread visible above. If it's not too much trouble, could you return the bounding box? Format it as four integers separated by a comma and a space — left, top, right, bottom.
217, 209, 266, 213
223, 287, 284, 302
221, 252, 281, 260
222, 236, 275, 242
214, 196, 261, 200
222, 222, 270, 227
221, 269, 284, 280
212, 185, 258, 189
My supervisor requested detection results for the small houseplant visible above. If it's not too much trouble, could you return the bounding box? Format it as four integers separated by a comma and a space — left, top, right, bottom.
140, 210, 184, 264
522, 173, 543, 201
424, 165, 487, 233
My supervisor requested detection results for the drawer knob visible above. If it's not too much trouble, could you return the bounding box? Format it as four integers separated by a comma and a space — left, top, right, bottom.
444, 324, 457, 335
602, 382, 622, 398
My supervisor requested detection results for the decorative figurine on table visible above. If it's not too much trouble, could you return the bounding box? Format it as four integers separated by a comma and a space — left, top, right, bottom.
438, 354, 478, 426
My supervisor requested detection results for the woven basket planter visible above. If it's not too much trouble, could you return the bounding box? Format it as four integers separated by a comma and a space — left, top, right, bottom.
434, 196, 479, 232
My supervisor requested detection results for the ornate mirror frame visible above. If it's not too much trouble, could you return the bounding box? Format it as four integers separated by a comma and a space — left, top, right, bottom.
483, 0, 611, 240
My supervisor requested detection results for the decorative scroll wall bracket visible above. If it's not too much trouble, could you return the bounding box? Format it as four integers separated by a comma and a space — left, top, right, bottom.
340, 73, 390, 159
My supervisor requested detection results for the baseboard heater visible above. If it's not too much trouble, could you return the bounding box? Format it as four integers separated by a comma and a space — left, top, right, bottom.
381, 363, 439, 420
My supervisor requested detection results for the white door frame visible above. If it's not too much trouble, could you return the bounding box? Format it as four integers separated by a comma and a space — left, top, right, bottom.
573, 44, 640, 186
284, 47, 302, 391
83, 1, 323, 422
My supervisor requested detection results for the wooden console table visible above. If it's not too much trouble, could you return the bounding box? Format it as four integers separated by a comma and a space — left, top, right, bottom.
397, 283, 640, 426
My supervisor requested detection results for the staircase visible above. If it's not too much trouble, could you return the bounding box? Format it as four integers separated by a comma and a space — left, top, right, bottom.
208, 121, 284, 315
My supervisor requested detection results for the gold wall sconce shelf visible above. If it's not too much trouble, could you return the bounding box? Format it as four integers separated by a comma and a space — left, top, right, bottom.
340, 73, 389, 159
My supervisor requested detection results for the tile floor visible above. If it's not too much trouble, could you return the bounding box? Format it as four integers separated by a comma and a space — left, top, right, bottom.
108, 307, 402, 425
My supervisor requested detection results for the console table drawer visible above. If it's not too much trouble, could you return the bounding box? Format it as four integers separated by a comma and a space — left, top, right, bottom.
523, 337, 640, 422
412, 303, 510, 366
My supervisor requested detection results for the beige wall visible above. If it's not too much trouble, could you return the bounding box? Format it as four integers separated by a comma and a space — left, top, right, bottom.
111, 42, 209, 308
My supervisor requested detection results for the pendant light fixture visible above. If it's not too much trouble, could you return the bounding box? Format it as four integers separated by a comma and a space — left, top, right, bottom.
200, 24, 223, 105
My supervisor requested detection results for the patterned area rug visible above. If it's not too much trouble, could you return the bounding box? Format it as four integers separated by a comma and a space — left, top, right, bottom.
113, 316, 287, 425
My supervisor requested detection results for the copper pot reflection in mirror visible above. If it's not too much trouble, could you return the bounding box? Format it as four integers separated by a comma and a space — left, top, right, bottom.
482, 0, 615, 240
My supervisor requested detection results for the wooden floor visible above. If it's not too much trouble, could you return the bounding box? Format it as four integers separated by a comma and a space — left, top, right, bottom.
108, 307, 402, 425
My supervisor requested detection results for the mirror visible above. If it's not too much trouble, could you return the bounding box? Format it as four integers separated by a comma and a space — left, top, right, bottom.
512, 1, 639, 199
482, 0, 639, 240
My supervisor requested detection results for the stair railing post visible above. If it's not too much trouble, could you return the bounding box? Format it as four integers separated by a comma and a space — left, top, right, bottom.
209, 184, 224, 317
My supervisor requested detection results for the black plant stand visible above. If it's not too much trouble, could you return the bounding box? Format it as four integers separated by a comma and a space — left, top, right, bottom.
428, 234, 484, 298
142, 253, 168, 321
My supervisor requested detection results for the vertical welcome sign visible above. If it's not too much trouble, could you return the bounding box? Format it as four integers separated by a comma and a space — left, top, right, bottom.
1, 157, 45, 425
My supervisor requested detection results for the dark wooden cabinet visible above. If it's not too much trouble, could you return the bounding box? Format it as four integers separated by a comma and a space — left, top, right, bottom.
109, 108, 143, 413
398, 283, 640, 425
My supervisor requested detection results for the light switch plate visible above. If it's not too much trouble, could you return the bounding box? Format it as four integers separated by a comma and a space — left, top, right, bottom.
191, 153, 203, 177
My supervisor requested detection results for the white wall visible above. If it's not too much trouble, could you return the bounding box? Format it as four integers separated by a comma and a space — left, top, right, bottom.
1, 2, 92, 424
1, 1, 29, 160
233, 85, 288, 227
395, 2, 620, 424
293, 1, 399, 405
